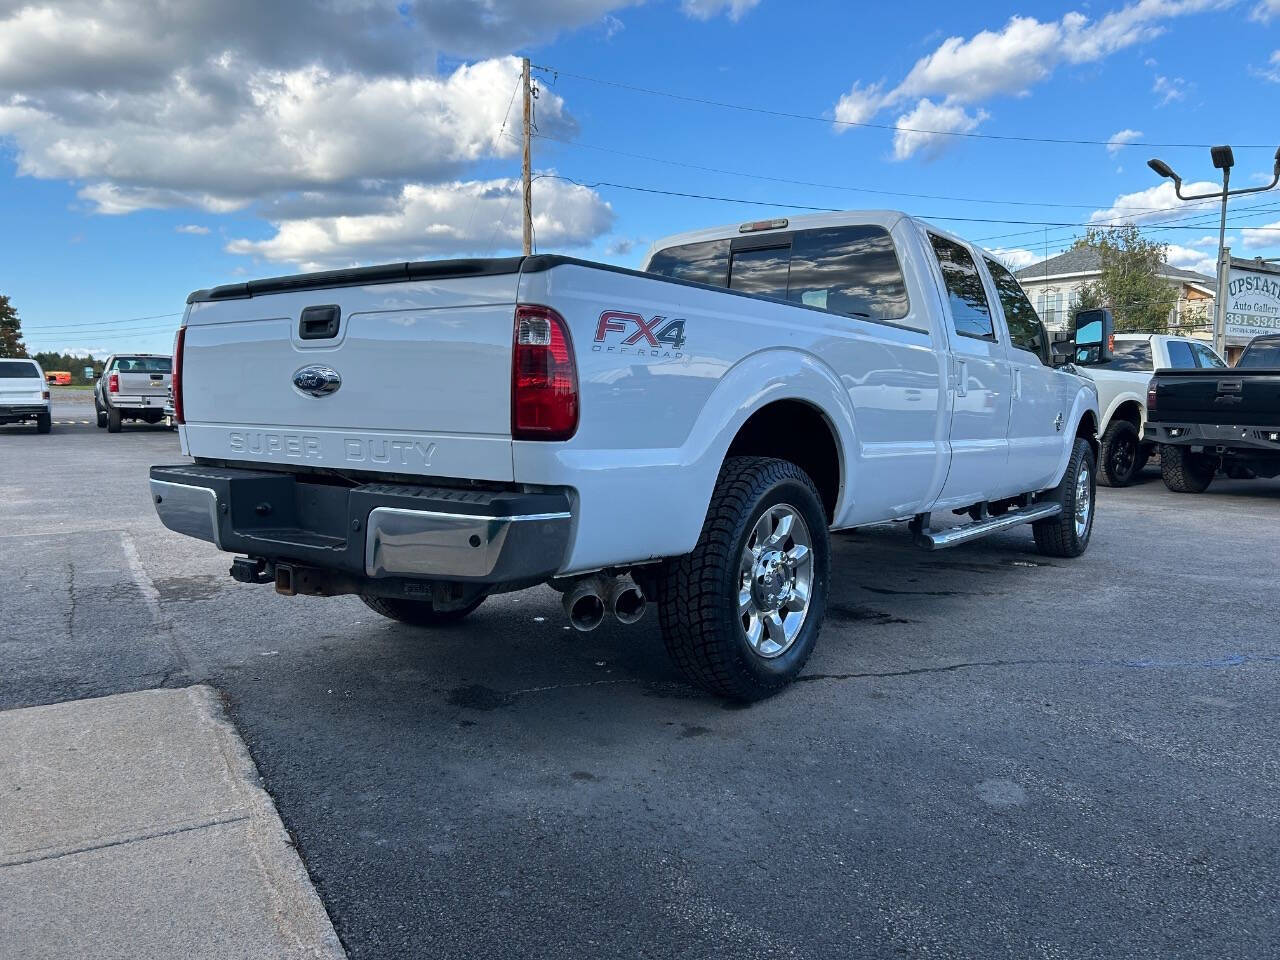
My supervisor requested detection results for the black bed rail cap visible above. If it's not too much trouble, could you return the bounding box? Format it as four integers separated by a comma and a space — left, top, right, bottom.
187, 256, 528, 304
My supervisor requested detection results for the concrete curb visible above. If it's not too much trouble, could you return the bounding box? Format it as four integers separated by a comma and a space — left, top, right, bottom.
0, 686, 346, 960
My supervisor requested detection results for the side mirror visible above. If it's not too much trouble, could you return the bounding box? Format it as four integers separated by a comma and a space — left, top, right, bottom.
1049, 331, 1075, 368
1073, 308, 1114, 365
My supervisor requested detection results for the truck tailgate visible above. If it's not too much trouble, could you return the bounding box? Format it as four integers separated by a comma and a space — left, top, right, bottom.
181, 270, 522, 481
1151, 369, 1280, 428
117, 371, 170, 397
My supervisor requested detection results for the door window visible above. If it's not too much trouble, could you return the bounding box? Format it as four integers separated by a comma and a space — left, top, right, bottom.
1095, 340, 1153, 371
928, 234, 995, 340
787, 225, 910, 322
984, 257, 1046, 362
1191, 343, 1226, 368
1165, 340, 1197, 368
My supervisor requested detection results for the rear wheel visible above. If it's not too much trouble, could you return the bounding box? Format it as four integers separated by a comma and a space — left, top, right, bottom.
1098, 419, 1142, 487
107, 407, 122, 433
1033, 438, 1096, 558
36, 411, 51, 434
657, 456, 830, 702
360, 593, 485, 626
1160, 444, 1215, 493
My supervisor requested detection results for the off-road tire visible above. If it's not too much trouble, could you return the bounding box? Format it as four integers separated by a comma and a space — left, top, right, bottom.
107, 406, 122, 433
656, 456, 830, 702
1033, 438, 1096, 558
1160, 444, 1215, 493
36, 411, 52, 434
1098, 419, 1141, 487
360, 593, 484, 626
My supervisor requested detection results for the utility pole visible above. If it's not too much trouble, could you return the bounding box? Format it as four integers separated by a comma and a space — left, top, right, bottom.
521, 57, 533, 256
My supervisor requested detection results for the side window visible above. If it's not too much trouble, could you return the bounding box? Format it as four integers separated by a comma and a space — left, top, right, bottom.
1191, 343, 1226, 368
1165, 340, 1196, 369
786, 225, 911, 322
928, 234, 995, 339
646, 240, 730, 287
984, 257, 1046, 362
729, 244, 790, 300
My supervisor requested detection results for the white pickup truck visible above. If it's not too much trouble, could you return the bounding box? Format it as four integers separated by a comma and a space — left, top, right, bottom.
1078, 333, 1226, 487
151, 211, 1103, 700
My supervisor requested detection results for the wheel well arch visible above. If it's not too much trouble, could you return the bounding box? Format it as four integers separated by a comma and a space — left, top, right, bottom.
1076, 409, 1099, 460
1109, 398, 1143, 428
725, 399, 841, 521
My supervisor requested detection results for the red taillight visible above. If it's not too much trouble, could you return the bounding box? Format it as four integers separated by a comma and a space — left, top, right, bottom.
173, 325, 186, 425
108, 372, 119, 393
512, 304, 578, 441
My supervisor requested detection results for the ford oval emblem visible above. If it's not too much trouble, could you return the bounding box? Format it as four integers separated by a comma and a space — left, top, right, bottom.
292, 364, 342, 398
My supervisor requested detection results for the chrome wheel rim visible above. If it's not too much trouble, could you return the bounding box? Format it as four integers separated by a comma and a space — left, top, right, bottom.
738, 504, 814, 659
1074, 461, 1092, 539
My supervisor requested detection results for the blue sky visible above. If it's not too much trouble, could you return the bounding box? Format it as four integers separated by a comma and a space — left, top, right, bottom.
3, 0, 1279, 355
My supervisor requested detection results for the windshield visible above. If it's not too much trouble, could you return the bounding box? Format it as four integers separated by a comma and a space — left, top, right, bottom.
114, 356, 172, 374
1238, 340, 1280, 368
0, 360, 40, 379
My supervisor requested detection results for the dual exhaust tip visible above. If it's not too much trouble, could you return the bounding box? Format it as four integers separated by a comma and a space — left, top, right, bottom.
563, 576, 647, 632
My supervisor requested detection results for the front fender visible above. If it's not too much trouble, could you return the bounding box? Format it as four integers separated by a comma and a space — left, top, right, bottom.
1048, 384, 1101, 488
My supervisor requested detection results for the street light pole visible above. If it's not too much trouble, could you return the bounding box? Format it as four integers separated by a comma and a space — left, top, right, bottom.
1147, 146, 1280, 357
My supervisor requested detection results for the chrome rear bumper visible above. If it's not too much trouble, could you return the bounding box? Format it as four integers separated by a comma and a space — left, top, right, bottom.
149, 464, 572, 583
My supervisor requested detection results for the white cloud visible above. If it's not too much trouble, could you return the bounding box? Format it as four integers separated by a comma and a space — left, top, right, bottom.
1106, 128, 1143, 155
833, 82, 887, 127
1241, 220, 1280, 249
990, 247, 1040, 270
1164, 243, 1216, 275
1089, 180, 1222, 225
1153, 74, 1187, 104
1189, 234, 1223, 248
226, 175, 614, 269
606, 237, 640, 256
1251, 0, 1280, 22
829, 0, 1225, 158
175, 224, 211, 235
892, 99, 987, 161
680, 0, 762, 21
1257, 50, 1280, 83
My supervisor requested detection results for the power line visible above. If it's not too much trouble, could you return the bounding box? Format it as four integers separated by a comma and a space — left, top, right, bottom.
25, 311, 182, 332
533, 64, 1278, 151
535, 174, 1280, 232
528, 132, 1170, 211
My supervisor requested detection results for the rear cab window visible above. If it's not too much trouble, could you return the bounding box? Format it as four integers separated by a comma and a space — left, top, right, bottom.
927, 234, 995, 340
1239, 340, 1280, 367
646, 223, 916, 329
1096, 340, 1153, 372
116, 357, 172, 374
0, 360, 41, 379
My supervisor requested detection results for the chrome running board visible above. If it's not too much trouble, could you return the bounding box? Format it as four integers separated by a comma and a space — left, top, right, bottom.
909, 502, 1062, 551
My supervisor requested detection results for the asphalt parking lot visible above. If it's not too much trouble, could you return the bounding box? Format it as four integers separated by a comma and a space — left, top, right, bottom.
4, 392, 1279, 960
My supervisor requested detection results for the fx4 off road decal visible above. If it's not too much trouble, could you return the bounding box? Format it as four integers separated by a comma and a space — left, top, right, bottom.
593, 311, 686, 358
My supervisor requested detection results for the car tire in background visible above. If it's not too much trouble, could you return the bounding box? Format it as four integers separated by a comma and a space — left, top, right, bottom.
360, 594, 485, 626
656, 456, 830, 702
107, 407, 122, 433
1097, 419, 1142, 487
36, 411, 52, 434
1160, 444, 1215, 493
1033, 437, 1096, 558
96, 406, 107, 428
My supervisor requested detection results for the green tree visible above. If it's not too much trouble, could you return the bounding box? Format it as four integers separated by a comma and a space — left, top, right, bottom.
0, 294, 27, 358
1072, 225, 1178, 333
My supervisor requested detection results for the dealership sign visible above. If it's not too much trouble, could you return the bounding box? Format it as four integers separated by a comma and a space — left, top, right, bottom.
1225, 256, 1280, 343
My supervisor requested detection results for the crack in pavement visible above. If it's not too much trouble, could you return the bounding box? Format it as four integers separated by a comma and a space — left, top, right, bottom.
799, 652, 1280, 683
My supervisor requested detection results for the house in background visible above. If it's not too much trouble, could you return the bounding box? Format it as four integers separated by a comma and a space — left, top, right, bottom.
1015, 246, 1216, 337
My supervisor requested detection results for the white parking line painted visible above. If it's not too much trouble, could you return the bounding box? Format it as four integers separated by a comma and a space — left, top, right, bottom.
119, 530, 163, 622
